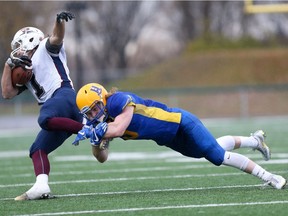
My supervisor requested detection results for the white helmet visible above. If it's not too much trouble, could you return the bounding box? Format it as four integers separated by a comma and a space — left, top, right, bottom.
10, 27, 44, 58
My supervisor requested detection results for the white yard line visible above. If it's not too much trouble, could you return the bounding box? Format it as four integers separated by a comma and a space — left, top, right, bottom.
1, 150, 288, 161
0, 160, 287, 179
1, 170, 287, 190
0, 164, 214, 178
12, 200, 288, 216
0, 172, 246, 189
0, 128, 38, 138
0, 183, 277, 201
0, 152, 287, 179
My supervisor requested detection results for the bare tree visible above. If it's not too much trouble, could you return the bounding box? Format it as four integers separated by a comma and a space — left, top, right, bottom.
85, 1, 142, 83
175, 1, 197, 41
0, 2, 35, 67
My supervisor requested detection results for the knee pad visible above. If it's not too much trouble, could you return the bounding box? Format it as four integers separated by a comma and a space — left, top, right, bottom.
38, 115, 49, 130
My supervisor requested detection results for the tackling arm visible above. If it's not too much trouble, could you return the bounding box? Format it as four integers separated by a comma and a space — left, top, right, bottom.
72, 105, 134, 146
104, 105, 134, 138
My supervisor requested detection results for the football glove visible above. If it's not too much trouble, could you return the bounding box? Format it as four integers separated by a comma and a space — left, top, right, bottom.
72, 125, 93, 146
90, 122, 108, 146
6, 56, 32, 70
56, 11, 75, 23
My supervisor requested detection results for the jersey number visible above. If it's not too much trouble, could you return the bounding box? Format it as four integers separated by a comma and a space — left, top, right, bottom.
122, 130, 139, 140
30, 74, 45, 99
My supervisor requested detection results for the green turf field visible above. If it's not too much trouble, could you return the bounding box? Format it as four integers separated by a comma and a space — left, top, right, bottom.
0, 116, 287, 216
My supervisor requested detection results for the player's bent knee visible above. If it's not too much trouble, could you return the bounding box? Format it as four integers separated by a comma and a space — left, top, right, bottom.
205, 146, 225, 166
38, 115, 50, 130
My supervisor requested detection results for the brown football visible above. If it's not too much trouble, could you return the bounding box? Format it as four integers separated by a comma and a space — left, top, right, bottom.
11, 66, 33, 87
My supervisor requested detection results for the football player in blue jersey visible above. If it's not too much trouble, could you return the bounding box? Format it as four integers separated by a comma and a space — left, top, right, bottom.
1, 13, 107, 200
73, 83, 287, 189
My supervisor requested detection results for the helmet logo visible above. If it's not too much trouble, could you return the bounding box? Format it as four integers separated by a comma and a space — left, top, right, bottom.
90, 86, 102, 97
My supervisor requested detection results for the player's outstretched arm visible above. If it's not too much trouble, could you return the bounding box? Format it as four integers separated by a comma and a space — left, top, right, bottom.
49, 11, 75, 46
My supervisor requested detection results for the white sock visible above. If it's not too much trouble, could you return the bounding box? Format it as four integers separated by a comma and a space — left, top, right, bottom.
251, 164, 272, 181
223, 152, 273, 182
239, 136, 258, 148
222, 151, 250, 170
36, 174, 49, 185
26, 174, 50, 198
217, 136, 235, 151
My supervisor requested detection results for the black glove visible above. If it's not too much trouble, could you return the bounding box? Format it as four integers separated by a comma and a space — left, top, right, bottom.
6, 56, 32, 70
56, 11, 75, 23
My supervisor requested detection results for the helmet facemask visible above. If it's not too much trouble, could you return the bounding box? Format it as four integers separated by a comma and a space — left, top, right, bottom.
81, 101, 108, 125
76, 83, 108, 125
10, 27, 44, 60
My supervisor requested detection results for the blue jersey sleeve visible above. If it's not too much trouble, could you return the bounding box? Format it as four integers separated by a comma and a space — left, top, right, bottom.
106, 92, 135, 118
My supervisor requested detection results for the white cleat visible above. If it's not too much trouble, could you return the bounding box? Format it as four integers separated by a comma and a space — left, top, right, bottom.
14, 183, 54, 201
251, 130, 271, 161
265, 174, 287, 189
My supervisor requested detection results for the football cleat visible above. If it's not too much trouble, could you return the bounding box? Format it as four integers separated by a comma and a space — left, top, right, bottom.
265, 174, 287, 189
14, 193, 55, 201
14, 183, 54, 201
251, 130, 271, 161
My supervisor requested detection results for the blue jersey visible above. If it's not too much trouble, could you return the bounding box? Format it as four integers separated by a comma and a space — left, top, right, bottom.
106, 91, 225, 166
106, 92, 182, 146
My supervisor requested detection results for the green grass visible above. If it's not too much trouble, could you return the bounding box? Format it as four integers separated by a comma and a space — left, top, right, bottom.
0, 116, 288, 216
